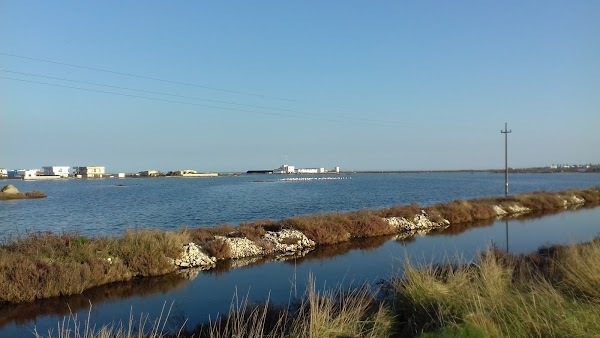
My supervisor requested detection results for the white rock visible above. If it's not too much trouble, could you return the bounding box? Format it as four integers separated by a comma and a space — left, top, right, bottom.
493, 205, 508, 216
567, 195, 585, 205
221, 236, 264, 259
504, 204, 531, 214
173, 243, 217, 268
384, 210, 448, 231
263, 229, 315, 253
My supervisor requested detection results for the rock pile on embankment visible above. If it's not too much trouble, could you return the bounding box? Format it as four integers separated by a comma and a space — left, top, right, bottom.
172, 243, 217, 269
385, 210, 450, 231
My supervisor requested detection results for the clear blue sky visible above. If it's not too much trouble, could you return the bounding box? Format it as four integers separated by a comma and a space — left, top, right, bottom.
1, 1, 598, 172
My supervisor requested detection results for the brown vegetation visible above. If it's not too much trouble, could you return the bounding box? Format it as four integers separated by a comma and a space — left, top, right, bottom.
379, 203, 422, 219
0, 230, 189, 303
201, 238, 231, 260
280, 213, 352, 245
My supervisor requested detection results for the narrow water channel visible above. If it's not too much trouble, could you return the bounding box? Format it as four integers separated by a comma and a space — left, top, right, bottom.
1, 206, 599, 336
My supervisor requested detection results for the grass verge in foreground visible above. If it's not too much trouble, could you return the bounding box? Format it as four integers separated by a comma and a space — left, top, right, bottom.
1, 187, 599, 304
35, 236, 600, 337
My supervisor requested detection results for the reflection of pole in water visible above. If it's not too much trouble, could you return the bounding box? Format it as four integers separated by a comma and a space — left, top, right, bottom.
505, 220, 509, 253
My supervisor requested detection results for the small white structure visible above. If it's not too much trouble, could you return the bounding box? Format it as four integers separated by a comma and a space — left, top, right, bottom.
334, 166, 340, 173
0, 168, 7, 178
117, 173, 126, 178
74, 166, 106, 178
43, 166, 70, 178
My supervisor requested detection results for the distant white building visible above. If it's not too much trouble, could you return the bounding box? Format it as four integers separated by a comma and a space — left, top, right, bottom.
43, 166, 70, 178
0, 168, 7, 178
171, 169, 218, 177
274, 164, 295, 174
74, 166, 105, 178
296, 168, 326, 174
140, 170, 160, 177
17, 169, 40, 179
272, 164, 339, 174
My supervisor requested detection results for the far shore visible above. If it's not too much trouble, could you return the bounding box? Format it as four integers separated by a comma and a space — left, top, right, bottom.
1, 166, 599, 181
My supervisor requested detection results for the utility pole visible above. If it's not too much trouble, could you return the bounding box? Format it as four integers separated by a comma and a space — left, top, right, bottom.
501, 123, 512, 196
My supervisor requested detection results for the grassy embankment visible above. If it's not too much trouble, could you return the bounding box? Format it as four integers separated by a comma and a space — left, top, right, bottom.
1, 187, 599, 304
34, 235, 600, 337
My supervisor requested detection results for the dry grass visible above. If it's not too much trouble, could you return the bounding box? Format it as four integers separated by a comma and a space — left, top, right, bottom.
514, 191, 565, 210
575, 188, 600, 203
114, 230, 190, 277
186, 224, 236, 243
33, 302, 183, 338
234, 224, 266, 241
345, 210, 396, 237
394, 237, 600, 337
280, 236, 303, 245
434, 200, 474, 224
0, 230, 190, 303
192, 275, 393, 338
280, 213, 351, 245
201, 238, 231, 260
379, 203, 422, 219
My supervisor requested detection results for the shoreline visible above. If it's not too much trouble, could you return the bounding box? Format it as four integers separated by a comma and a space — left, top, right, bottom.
1, 187, 599, 304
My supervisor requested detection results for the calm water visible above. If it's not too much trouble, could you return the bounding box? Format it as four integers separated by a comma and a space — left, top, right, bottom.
1, 206, 599, 336
1, 173, 599, 336
1, 172, 599, 238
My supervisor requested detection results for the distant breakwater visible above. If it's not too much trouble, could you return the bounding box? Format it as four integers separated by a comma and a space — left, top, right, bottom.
1, 187, 599, 304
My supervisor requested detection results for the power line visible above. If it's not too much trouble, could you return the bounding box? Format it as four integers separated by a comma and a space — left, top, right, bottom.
0, 69, 410, 126
0, 52, 485, 127
0, 69, 307, 114
0, 51, 310, 104
0, 76, 395, 127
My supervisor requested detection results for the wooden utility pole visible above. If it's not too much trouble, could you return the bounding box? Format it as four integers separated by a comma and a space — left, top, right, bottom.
501, 123, 512, 196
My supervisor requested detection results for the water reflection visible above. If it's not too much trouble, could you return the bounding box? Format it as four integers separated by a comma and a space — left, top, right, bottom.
289, 236, 394, 265
0, 273, 189, 327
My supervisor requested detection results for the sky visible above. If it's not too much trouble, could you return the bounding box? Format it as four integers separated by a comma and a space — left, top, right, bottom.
1, 1, 599, 172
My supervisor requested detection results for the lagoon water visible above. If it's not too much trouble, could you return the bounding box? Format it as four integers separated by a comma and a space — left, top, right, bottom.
0, 172, 599, 336
1, 172, 599, 239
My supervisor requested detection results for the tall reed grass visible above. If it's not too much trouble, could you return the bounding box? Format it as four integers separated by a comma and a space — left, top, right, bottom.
33, 302, 184, 338
394, 238, 600, 337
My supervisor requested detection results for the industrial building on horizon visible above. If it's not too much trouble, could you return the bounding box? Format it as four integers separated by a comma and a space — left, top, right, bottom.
247, 164, 341, 175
